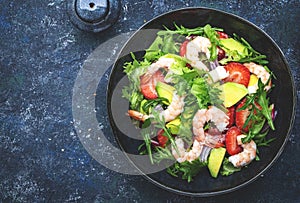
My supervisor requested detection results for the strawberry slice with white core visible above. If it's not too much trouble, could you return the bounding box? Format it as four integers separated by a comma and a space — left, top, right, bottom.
225, 126, 243, 155
224, 62, 250, 87
140, 70, 165, 99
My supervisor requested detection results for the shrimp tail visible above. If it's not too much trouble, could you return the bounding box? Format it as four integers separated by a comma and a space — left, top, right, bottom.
127, 110, 150, 122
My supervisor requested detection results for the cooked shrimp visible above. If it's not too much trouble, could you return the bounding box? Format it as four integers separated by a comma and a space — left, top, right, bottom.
172, 138, 203, 163
160, 91, 185, 122
172, 138, 187, 163
193, 106, 229, 144
244, 62, 271, 92
127, 110, 150, 122
228, 135, 257, 167
142, 57, 175, 82
192, 109, 209, 142
206, 106, 229, 132
127, 91, 184, 123
185, 36, 211, 71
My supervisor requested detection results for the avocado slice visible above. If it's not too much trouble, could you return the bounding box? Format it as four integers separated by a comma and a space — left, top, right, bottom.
220, 38, 248, 56
220, 82, 248, 107
166, 118, 181, 134
156, 81, 175, 105
139, 99, 148, 114
208, 147, 226, 178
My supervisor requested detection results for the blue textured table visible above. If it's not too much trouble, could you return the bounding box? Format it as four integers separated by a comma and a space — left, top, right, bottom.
0, 0, 299, 202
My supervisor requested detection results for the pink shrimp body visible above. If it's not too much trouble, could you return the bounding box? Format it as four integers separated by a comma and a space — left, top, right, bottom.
192, 106, 229, 143
172, 138, 203, 163
244, 62, 271, 92
185, 36, 211, 71
127, 91, 184, 123
228, 135, 257, 167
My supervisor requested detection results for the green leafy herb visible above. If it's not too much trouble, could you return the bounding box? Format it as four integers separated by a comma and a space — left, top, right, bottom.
153, 146, 175, 163
233, 33, 269, 65
141, 97, 168, 114
167, 159, 207, 182
177, 95, 198, 145
220, 158, 241, 176
158, 24, 222, 61
152, 110, 179, 154
256, 80, 275, 130
257, 137, 276, 147
203, 24, 219, 61
237, 78, 275, 145
122, 53, 150, 110
159, 23, 223, 37
140, 125, 155, 164
145, 31, 185, 61
191, 77, 223, 109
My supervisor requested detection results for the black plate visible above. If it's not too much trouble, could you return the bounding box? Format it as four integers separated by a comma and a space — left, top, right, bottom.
107, 7, 296, 196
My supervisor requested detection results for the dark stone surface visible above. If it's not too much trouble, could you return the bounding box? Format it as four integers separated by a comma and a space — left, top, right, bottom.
0, 0, 299, 202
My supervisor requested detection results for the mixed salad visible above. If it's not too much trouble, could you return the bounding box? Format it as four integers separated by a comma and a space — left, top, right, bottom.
122, 24, 276, 182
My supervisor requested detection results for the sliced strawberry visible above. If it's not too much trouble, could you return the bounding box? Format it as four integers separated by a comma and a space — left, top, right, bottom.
225, 126, 243, 155
235, 99, 251, 132
140, 70, 165, 99
215, 142, 225, 148
223, 62, 250, 87
157, 129, 168, 147
179, 40, 189, 57
140, 77, 157, 99
236, 98, 262, 132
226, 106, 235, 128
217, 31, 229, 39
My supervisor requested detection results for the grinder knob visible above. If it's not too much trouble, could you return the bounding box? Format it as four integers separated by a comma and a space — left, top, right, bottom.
67, 0, 120, 32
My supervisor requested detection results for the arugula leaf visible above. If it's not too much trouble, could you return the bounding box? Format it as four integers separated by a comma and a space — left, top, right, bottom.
177, 95, 198, 144
220, 158, 241, 176
238, 78, 275, 145
140, 125, 156, 164
257, 137, 276, 147
167, 159, 207, 182
191, 77, 223, 109
203, 24, 219, 61
122, 53, 151, 110
256, 79, 275, 130
191, 77, 210, 109
158, 23, 223, 37
153, 146, 175, 163
233, 34, 269, 65
152, 110, 179, 154
124, 52, 149, 74
160, 54, 192, 75
145, 31, 185, 61
158, 24, 205, 36
219, 33, 269, 65
144, 36, 164, 61
141, 97, 168, 114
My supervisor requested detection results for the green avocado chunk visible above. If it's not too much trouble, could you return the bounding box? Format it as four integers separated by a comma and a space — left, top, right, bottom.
166, 118, 181, 134
220, 82, 248, 107
220, 38, 248, 56
208, 147, 226, 178
156, 81, 175, 105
